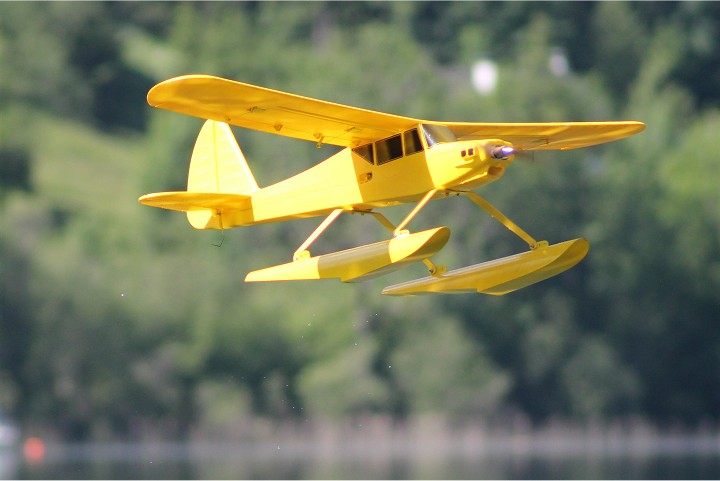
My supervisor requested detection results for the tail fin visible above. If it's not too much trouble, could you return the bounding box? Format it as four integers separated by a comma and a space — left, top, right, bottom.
185, 120, 258, 229
187, 120, 258, 194
139, 120, 258, 229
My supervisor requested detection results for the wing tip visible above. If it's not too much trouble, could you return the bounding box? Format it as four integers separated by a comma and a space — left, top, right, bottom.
147, 74, 224, 107
630, 120, 646, 133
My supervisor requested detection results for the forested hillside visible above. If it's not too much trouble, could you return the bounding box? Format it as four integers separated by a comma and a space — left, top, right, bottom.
1, 2, 719, 441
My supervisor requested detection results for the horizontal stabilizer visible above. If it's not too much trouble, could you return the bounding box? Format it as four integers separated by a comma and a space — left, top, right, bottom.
382, 238, 589, 296
138, 191, 251, 212
246, 227, 450, 283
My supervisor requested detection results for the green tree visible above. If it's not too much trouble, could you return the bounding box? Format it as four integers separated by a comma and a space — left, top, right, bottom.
390, 316, 510, 421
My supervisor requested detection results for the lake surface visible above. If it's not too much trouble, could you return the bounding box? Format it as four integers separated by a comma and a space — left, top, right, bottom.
3, 434, 719, 479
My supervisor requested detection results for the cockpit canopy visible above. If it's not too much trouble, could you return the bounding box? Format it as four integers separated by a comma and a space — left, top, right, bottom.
421, 124, 457, 147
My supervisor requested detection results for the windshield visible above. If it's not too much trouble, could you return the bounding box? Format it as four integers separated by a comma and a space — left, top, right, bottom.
421, 124, 457, 147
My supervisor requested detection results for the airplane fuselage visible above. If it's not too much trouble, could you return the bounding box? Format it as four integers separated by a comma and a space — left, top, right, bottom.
220, 125, 516, 227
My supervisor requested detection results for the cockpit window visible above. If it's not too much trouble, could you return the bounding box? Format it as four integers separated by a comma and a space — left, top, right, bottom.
404, 129, 423, 155
421, 124, 457, 147
376, 134, 403, 165
354, 128, 428, 166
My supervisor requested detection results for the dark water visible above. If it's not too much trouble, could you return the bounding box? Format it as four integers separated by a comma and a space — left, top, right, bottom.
3, 436, 719, 479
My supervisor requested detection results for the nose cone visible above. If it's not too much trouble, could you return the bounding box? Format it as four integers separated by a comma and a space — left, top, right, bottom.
492, 146, 516, 160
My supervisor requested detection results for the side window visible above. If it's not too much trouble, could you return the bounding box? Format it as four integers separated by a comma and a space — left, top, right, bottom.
403, 129, 423, 155
352, 144, 374, 165
376, 134, 403, 165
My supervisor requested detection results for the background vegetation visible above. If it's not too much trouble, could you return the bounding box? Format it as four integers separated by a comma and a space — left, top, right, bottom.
1, 2, 718, 442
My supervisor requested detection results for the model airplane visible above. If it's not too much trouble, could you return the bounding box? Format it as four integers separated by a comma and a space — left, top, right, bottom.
140, 75, 644, 295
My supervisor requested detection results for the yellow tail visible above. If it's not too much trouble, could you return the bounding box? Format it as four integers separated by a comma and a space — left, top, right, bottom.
139, 120, 258, 229
185, 120, 258, 229
187, 120, 258, 194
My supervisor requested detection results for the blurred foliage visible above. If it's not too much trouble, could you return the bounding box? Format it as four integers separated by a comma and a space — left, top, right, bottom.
1, 1, 719, 441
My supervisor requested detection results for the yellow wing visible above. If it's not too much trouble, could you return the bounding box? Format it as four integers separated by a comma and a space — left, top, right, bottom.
147, 75, 419, 148
445, 121, 645, 151
147, 75, 644, 150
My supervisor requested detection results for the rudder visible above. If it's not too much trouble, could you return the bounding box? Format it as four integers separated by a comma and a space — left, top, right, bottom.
186, 120, 258, 229
188, 120, 258, 193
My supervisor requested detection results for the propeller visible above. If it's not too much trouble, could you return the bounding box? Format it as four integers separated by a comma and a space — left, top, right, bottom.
491, 145, 516, 160
495, 144, 537, 163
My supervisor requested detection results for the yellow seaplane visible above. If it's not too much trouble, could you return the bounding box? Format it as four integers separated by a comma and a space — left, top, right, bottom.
140, 75, 644, 296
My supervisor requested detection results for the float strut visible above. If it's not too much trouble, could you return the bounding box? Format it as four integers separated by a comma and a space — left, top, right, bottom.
358, 211, 397, 234
394, 189, 438, 237
465, 192, 545, 250
294, 209, 345, 260
360, 207, 446, 276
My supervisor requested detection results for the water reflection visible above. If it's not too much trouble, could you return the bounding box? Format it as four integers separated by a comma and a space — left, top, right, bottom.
1, 450, 19, 480
8, 434, 720, 479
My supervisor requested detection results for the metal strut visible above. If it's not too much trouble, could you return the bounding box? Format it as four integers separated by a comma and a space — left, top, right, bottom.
293, 209, 345, 260
464, 192, 546, 250
394, 189, 438, 237
358, 207, 446, 277
294, 192, 448, 275
355, 211, 397, 234
394, 189, 446, 275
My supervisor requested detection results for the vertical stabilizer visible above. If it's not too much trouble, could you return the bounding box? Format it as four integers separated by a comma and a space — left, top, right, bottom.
186, 120, 258, 228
